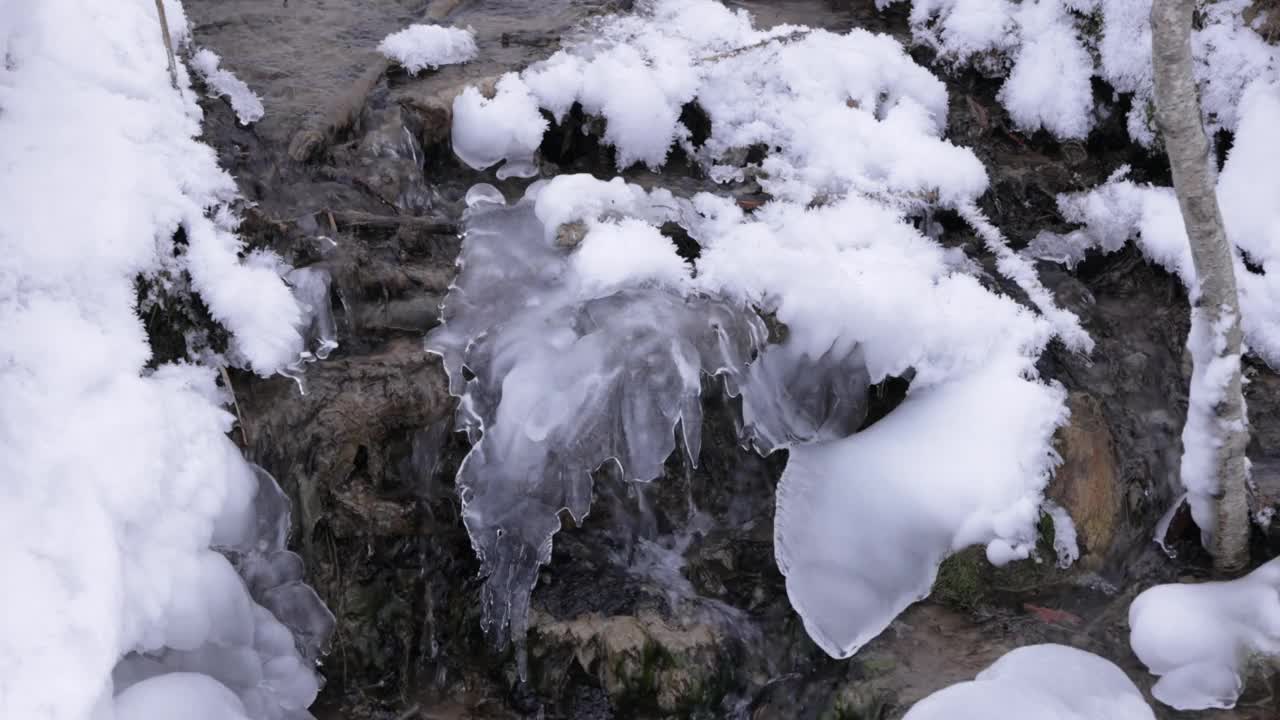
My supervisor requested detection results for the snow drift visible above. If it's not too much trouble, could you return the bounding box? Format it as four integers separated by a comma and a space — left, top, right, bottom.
0, 2, 331, 718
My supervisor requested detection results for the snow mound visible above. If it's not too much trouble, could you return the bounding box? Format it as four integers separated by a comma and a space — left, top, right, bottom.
775, 364, 1066, 657
451, 74, 547, 179
436, 0, 1084, 664
378, 24, 477, 75
0, 2, 330, 718
1130, 558, 1280, 710
904, 644, 1155, 719
882, 0, 1278, 143
191, 48, 265, 125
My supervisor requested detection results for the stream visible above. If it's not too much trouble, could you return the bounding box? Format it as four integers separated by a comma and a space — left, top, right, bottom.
182, 1, 1280, 718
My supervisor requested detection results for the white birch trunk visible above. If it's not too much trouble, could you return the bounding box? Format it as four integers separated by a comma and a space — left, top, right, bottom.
1151, 0, 1250, 573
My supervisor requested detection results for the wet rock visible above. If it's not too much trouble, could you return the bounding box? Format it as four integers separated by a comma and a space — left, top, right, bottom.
397, 75, 501, 152
235, 338, 454, 544
1048, 392, 1123, 564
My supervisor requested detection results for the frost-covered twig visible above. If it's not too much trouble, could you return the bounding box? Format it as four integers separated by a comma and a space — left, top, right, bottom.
697, 28, 812, 63
957, 201, 1094, 354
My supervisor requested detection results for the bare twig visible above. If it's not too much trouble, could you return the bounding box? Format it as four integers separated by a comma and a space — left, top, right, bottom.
698, 29, 812, 64
153, 0, 179, 89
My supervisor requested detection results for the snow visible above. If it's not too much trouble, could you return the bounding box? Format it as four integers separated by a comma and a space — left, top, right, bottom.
1130, 557, 1280, 710
1045, 500, 1081, 568
1030, 79, 1280, 537
451, 74, 547, 179
883, 0, 1279, 144
377, 24, 477, 75
190, 48, 264, 125
437, 0, 1087, 664
1179, 308, 1245, 541
0, 1, 329, 718
997, 0, 1095, 139
904, 644, 1155, 719
775, 364, 1067, 657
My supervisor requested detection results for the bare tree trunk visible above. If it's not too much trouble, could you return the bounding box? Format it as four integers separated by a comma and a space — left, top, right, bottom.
1151, 0, 1250, 573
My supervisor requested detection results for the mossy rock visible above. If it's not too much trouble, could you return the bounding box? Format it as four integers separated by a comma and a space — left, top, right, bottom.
528, 610, 735, 716
933, 513, 1070, 610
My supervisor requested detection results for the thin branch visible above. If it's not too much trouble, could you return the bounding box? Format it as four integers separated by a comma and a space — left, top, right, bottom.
219, 365, 250, 446
153, 0, 179, 90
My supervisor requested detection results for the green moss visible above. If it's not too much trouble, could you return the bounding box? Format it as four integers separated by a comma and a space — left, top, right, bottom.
823, 688, 889, 720
859, 655, 897, 677
932, 547, 988, 610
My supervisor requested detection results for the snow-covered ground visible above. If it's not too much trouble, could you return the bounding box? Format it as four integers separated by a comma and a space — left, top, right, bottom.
0, 1, 328, 718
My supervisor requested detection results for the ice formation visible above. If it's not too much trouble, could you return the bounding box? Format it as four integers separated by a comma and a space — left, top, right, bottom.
285, 266, 339, 364
1029, 78, 1280, 537
1130, 557, 1280, 710
426, 180, 764, 666
190, 48, 265, 125
377, 24, 477, 75
903, 644, 1155, 719
439, 0, 1083, 663
0, 2, 330, 718
881, 0, 1278, 144
110, 465, 335, 720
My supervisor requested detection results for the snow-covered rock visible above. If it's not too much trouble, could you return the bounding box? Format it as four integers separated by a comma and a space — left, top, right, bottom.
378, 24, 477, 75
1130, 558, 1280, 710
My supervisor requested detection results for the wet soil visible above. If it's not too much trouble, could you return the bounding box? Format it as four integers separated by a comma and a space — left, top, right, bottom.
184, 0, 1279, 717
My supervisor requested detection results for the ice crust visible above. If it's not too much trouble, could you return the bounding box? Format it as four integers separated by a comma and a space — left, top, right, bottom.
1130, 557, 1280, 710
904, 644, 1156, 719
